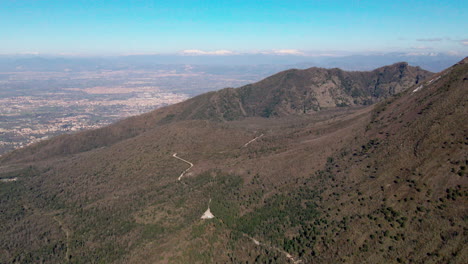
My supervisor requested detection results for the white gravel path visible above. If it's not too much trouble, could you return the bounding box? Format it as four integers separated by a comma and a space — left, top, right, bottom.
172, 153, 194, 181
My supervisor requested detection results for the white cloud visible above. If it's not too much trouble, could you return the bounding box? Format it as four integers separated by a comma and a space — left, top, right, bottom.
256, 49, 304, 55
122, 52, 160, 56
404, 52, 439, 56
271, 49, 304, 55
460, 39, 468, 46
309, 53, 343, 57
178, 49, 342, 57
411, 46, 432, 50
180, 49, 234, 55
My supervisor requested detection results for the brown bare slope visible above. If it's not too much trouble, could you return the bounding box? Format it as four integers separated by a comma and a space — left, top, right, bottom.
167, 62, 431, 120
0, 63, 431, 164
298, 57, 468, 263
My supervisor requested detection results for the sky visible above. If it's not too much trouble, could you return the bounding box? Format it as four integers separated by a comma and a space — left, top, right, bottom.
1, 0, 467, 56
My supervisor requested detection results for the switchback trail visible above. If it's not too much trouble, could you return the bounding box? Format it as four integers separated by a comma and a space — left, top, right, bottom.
172, 153, 194, 181
242, 134, 264, 148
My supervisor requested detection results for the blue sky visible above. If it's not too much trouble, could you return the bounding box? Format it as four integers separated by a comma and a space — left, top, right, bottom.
1, 0, 467, 55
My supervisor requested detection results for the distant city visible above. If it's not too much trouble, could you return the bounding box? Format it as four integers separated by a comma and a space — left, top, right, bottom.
0, 65, 278, 155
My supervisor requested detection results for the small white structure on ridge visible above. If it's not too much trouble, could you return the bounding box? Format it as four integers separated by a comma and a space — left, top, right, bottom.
201, 198, 215, 219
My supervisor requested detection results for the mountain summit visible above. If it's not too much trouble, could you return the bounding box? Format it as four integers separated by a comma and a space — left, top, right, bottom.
168, 62, 431, 121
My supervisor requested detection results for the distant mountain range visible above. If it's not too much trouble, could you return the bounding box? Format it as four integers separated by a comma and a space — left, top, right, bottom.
0, 58, 466, 263
0, 52, 463, 72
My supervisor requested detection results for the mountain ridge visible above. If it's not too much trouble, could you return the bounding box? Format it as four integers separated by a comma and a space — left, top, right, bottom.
0, 62, 432, 164
171, 62, 431, 120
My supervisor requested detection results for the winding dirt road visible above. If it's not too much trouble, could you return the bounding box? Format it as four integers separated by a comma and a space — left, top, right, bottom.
242, 134, 264, 148
172, 153, 194, 181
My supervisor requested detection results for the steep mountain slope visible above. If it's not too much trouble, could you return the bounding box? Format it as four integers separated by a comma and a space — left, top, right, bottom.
236, 62, 430, 116
0, 63, 431, 164
169, 62, 431, 120
0, 60, 466, 264
304, 57, 468, 263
